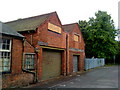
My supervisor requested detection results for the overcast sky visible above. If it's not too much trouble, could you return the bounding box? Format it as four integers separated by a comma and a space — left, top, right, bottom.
0, 0, 119, 28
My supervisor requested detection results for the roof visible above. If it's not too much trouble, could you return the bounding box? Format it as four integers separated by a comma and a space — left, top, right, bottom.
0, 21, 24, 38
62, 23, 77, 33
5, 12, 55, 32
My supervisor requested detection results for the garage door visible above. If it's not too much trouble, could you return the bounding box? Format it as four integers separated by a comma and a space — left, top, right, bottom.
42, 49, 62, 80
73, 55, 79, 72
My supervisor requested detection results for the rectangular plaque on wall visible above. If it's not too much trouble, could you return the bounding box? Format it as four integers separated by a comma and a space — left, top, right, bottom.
48, 23, 61, 34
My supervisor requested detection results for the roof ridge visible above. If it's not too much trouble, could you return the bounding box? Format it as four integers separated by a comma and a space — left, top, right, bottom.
5, 11, 57, 31
63, 23, 78, 26
62, 23, 77, 33
5, 11, 56, 23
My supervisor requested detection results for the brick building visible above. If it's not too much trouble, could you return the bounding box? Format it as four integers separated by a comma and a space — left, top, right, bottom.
0, 22, 34, 88
3, 12, 85, 87
63, 23, 85, 75
6, 12, 67, 82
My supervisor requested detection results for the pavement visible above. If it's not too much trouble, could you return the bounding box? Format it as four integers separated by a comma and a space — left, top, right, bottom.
28, 65, 119, 88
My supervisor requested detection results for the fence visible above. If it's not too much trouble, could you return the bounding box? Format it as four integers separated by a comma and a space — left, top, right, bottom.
85, 58, 105, 70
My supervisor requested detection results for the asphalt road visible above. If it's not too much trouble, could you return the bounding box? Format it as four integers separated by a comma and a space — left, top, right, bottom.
51, 66, 119, 88
31, 65, 119, 88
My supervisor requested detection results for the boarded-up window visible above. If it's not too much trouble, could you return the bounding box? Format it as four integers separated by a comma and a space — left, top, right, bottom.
74, 34, 79, 41
48, 23, 61, 34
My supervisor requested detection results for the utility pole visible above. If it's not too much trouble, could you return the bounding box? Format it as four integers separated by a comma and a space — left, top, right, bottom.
113, 55, 116, 64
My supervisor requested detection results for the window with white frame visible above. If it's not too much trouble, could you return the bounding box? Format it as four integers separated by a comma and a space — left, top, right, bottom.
0, 38, 11, 72
24, 53, 35, 70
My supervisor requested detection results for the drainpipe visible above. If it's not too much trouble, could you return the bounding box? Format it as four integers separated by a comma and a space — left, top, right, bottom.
66, 34, 69, 75
22, 38, 37, 83
30, 34, 33, 45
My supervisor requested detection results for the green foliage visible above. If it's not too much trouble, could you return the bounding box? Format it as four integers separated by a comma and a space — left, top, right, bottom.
78, 10, 118, 60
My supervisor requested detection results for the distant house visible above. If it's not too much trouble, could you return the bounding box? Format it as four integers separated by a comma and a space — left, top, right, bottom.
63, 23, 85, 75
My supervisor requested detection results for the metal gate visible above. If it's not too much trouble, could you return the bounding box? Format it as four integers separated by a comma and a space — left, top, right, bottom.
42, 49, 62, 80
73, 55, 79, 72
85, 58, 105, 70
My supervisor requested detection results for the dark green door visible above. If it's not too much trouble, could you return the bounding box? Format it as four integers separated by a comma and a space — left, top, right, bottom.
42, 49, 62, 80
73, 55, 79, 72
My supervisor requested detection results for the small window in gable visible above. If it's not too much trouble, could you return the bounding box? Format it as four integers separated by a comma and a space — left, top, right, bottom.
74, 34, 79, 42
48, 23, 61, 34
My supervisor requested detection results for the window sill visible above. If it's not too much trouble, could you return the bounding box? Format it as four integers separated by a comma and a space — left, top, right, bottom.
48, 29, 61, 35
23, 69, 35, 71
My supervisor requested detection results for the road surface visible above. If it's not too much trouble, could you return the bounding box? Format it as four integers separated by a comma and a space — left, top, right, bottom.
32, 65, 119, 88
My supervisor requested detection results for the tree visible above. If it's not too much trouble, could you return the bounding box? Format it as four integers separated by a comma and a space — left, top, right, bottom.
78, 20, 89, 41
78, 10, 118, 62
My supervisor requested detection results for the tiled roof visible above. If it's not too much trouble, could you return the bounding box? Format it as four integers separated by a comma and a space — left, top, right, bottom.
62, 23, 77, 33
0, 21, 24, 38
5, 12, 55, 32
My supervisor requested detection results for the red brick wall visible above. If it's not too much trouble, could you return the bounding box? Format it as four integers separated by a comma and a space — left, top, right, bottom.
61, 50, 66, 76
66, 24, 85, 75
11, 38, 23, 74
36, 13, 67, 81
36, 13, 66, 49
21, 12, 66, 49
22, 33, 32, 44
2, 73, 34, 88
20, 13, 67, 81
24, 40, 35, 53
68, 51, 85, 74
69, 24, 85, 50
37, 48, 42, 80
2, 37, 34, 88
23, 40, 37, 70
